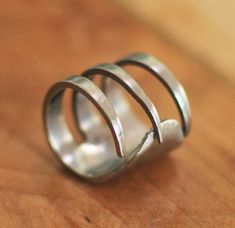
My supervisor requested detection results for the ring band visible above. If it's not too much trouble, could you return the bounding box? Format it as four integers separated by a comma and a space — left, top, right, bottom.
43, 53, 191, 182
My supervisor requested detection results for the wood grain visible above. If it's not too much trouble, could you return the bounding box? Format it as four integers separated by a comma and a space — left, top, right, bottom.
0, 0, 235, 227
116, 0, 235, 84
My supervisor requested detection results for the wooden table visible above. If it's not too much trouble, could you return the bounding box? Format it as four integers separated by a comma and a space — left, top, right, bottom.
0, 0, 234, 227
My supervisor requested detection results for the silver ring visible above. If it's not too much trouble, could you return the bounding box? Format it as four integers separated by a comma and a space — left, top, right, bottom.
43, 53, 191, 182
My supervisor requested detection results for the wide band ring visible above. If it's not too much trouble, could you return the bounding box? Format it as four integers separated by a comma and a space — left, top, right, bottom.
43, 53, 191, 182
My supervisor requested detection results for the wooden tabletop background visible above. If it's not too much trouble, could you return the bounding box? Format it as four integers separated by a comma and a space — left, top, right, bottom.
0, 0, 235, 227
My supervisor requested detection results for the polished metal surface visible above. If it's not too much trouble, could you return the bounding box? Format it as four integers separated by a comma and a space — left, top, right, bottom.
116, 53, 191, 136
43, 53, 191, 182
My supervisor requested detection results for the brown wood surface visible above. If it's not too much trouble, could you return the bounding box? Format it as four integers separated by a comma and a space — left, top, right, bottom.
0, 0, 235, 227
117, 0, 235, 84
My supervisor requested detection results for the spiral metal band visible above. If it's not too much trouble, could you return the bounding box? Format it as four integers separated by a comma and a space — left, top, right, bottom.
43, 53, 191, 182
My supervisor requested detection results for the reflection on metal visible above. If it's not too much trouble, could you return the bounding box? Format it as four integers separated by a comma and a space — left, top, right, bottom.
43, 53, 191, 182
